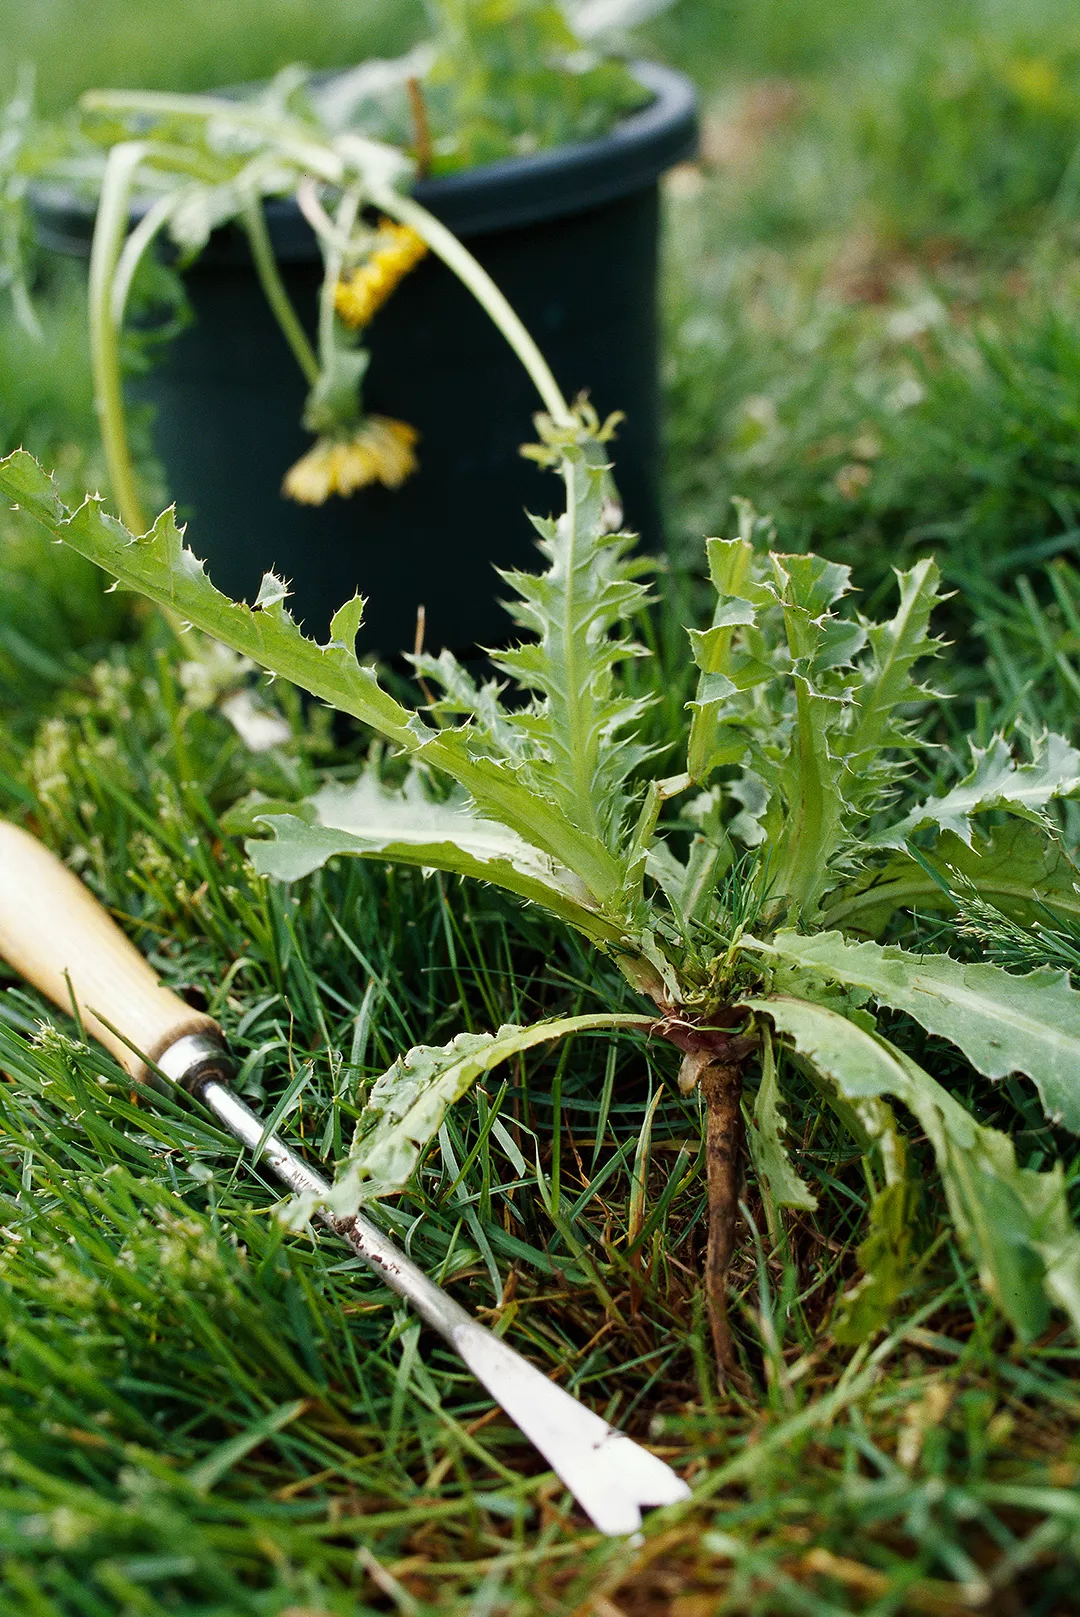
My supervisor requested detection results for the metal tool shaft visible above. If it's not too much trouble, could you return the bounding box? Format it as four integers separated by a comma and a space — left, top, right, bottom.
197, 1076, 474, 1334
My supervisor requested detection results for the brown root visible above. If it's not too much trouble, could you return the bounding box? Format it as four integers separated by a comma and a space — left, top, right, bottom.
667, 1022, 757, 1390
697, 1058, 745, 1387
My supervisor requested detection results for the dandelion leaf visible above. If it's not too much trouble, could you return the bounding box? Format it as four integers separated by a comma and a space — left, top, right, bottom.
491, 448, 654, 857
686, 527, 773, 782
314, 1013, 652, 1215
766, 928, 1080, 1132
748, 995, 1080, 1341
0, 449, 635, 919
872, 731, 1080, 850
825, 821, 1080, 936
837, 557, 941, 815
684, 525, 945, 916
764, 552, 857, 911
251, 767, 625, 945
0, 449, 417, 742
745, 1038, 817, 1212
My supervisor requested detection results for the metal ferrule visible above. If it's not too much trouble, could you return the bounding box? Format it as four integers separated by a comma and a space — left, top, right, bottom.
156, 1030, 234, 1092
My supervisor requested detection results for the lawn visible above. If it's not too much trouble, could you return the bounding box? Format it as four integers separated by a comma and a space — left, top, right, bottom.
1, 2, 1080, 1614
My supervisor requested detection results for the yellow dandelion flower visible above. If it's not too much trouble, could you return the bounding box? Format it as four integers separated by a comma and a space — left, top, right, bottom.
334, 221, 429, 329
282, 417, 420, 506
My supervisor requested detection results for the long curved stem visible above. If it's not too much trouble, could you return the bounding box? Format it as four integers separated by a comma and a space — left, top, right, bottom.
88, 141, 150, 535
82, 89, 347, 186
241, 193, 320, 387
368, 182, 573, 427
317, 189, 362, 366
89, 90, 571, 429
110, 191, 177, 327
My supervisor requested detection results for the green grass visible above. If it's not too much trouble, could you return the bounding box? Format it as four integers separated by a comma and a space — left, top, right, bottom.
3, 0, 1080, 1609
663, 233, 1080, 591
656, 5, 1080, 733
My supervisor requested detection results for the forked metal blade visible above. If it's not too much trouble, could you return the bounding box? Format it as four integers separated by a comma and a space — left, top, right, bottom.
451, 1320, 691, 1534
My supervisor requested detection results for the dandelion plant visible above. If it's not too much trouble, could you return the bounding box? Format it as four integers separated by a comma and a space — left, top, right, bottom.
6, 136, 1080, 1377
7, 393, 1080, 1374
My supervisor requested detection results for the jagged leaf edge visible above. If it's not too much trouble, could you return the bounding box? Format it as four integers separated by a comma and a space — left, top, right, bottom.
491, 449, 654, 855
870, 731, 1080, 850
821, 821, 1080, 935
0, 449, 631, 914
761, 928, 1080, 1133
745, 1028, 818, 1212
249, 803, 626, 946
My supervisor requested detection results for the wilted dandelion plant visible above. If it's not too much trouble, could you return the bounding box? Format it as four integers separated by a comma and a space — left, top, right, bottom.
3, 0, 653, 537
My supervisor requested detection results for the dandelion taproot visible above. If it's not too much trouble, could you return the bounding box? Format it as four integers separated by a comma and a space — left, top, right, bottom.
282, 417, 420, 505
334, 221, 429, 329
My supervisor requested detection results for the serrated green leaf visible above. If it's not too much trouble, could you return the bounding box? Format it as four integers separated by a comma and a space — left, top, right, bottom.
761, 929, 1080, 1132
425, 731, 630, 912
683, 531, 944, 915
0, 449, 418, 741
872, 731, 1080, 850
747, 995, 1080, 1341
249, 768, 626, 947
745, 1030, 817, 1212
771, 552, 853, 619
311, 1013, 652, 1215
763, 553, 856, 910
0, 449, 634, 923
822, 821, 1080, 936
408, 648, 526, 759
813, 613, 868, 671
686, 531, 766, 782
838, 557, 941, 814
491, 448, 653, 857
768, 668, 847, 913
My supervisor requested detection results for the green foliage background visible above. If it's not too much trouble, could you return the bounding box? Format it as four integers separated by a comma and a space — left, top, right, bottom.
0, 0, 423, 113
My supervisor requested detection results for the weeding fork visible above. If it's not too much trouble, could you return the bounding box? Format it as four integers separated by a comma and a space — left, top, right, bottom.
0, 820, 689, 1535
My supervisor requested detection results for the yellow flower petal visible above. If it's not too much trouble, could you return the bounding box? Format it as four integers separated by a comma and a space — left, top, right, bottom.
282, 417, 421, 506
334, 222, 429, 329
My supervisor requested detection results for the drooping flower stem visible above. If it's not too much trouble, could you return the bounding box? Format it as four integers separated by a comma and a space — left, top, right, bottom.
368, 183, 573, 428
317, 189, 362, 364
88, 141, 151, 535
241, 193, 320, 387
85, 86, 575, 525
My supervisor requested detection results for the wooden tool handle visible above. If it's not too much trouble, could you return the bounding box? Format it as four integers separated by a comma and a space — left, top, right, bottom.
0, 821, 219, 1079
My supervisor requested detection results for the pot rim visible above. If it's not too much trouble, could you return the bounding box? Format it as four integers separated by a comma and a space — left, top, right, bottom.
32, 58, 698, 257
412, 59, 698, 235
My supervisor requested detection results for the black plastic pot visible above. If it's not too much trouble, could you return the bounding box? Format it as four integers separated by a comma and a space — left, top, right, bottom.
35, 61, 697, 654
